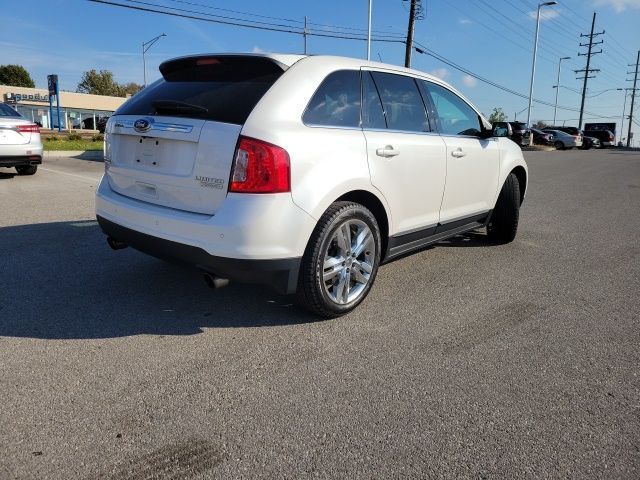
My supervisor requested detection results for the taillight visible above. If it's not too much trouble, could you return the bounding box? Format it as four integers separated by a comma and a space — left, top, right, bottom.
230, 136, 290, 193
609, 134, 614, 141
17, 124, 40, 133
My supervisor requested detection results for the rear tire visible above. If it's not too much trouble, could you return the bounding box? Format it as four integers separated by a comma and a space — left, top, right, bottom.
16, 165, 37, 175
297, 202, 381, 318
487, 173, 520, 244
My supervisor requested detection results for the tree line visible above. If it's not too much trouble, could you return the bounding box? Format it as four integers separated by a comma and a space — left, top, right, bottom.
0, 64, 142, 97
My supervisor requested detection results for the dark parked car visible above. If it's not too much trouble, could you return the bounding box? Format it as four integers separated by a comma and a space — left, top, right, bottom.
582, 136, 601, 150
73, 116, 109, 133
531, 128, 553, 145
583, 128, 615, 148
508, 121, 530, 147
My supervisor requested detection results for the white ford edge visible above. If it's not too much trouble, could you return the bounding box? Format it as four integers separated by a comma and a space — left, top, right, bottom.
96, 54, 528, 317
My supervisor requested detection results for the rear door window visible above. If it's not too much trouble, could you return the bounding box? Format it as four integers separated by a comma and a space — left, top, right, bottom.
370, 72, 430, 133
116, 56, 285, 125
361, 71, 387, 129
303, 70, 361, 128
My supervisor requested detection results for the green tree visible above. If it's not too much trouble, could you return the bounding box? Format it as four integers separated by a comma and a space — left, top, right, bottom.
77, 69, 124, 97
0, 65, 35, 88
488, 107, 508, 123
533, 120, 549, 129
121, 82, 143, 96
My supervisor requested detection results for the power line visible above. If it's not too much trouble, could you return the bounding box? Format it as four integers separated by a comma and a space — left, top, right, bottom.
163, 0, 406, 38
87, 0, 618, 121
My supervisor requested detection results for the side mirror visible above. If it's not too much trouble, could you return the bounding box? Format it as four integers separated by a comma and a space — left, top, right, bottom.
492, 122, 512, 137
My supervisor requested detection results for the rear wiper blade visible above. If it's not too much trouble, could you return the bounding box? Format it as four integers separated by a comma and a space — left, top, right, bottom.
152, 100, 208, 115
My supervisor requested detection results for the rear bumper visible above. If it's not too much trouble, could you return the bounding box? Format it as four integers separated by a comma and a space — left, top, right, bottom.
98, 215, 301, 294
0, 155, 42, 167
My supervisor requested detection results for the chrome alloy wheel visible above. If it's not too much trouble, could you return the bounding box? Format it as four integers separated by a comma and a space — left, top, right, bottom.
322, 219, 376, 305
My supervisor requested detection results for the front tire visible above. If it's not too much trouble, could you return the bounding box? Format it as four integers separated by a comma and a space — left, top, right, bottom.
16, 165, 37, 175
554, 141, 564, 150
297, 202, 381, 318
487, 173, 520, 244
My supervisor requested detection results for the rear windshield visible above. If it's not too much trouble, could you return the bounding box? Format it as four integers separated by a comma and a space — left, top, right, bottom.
116, 56, 285, 125
0, 103, 21, 117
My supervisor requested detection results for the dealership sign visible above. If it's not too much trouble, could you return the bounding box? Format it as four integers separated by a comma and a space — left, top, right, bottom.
4, 92, 50, 103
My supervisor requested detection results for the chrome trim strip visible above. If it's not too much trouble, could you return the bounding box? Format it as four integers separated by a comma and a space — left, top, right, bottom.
113, 120, 193, 133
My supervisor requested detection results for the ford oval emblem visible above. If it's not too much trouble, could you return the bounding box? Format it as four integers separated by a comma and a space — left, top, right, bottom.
134, 118, 152, 133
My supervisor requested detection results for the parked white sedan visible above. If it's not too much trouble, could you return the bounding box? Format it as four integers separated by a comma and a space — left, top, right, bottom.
543, 129, 578, 150
0, 103, 43, 175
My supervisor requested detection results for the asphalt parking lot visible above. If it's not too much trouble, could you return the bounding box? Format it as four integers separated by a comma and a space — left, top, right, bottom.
1, 148, 639, 479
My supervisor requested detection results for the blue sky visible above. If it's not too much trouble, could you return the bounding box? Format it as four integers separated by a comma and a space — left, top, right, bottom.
2, 0, 639, 139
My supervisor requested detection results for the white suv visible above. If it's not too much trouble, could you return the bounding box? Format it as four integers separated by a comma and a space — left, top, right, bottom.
96, 54, 527, 317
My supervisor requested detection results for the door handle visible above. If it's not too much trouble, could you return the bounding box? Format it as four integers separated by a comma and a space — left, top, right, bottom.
376, 145, 400, 158
451, 148, 466, 158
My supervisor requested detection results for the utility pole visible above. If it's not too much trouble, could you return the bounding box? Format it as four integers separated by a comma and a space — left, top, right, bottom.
626, 50, 639, 148
303, 16, 308, 55
403, 0, 423, 68
575, 12, 604, 130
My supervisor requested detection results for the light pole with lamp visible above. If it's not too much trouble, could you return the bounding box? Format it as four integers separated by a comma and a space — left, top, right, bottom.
552, 56, 570, 125
143, 33, 166, 87
367, 0, 372, 60
526, 1, 557, 145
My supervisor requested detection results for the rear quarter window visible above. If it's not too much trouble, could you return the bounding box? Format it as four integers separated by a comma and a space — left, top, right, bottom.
302, 70, 361, 128
116, 56, 285, 125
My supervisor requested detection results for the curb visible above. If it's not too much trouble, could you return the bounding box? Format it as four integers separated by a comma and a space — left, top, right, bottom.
522, 146, 556, 152
44, 150, 104, 161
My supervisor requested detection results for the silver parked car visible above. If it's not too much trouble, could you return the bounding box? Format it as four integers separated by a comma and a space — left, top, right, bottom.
542, 129, 577, 150
0, 103, 43, 175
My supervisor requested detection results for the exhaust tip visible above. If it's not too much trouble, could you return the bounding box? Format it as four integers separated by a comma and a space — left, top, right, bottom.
203, 272, 229, 290
107, 236, 128, 250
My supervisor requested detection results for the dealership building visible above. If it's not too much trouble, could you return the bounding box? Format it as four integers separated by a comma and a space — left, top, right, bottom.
0, 85, 127, 129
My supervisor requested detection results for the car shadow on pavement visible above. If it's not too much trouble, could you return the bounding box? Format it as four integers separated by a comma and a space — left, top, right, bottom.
0, 220, 315, 340
436, 230, 493, 248
0, 171, 17, 180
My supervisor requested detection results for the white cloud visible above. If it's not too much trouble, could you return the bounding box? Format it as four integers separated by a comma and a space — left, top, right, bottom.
593, 0, 640, 12
462, 75, 477, 87
251, 46, 265, 53
429, 68, 449, 80
527, 9, 561, 21
458, 18, 472, 25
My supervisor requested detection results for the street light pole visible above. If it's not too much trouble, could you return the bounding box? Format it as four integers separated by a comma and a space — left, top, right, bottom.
553, 56, 570, 125
367, 0, 372, 60
526, 1, 557, 145
142, 33, 167, 87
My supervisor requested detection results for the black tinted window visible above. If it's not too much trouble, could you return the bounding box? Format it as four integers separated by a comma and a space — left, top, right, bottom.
303, 70, 361, 128
0, 103, 20, 117
116, 56, 284, 125
362, 72, 386, 129
370, 72, 429, 132
422, 81, 481, 136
